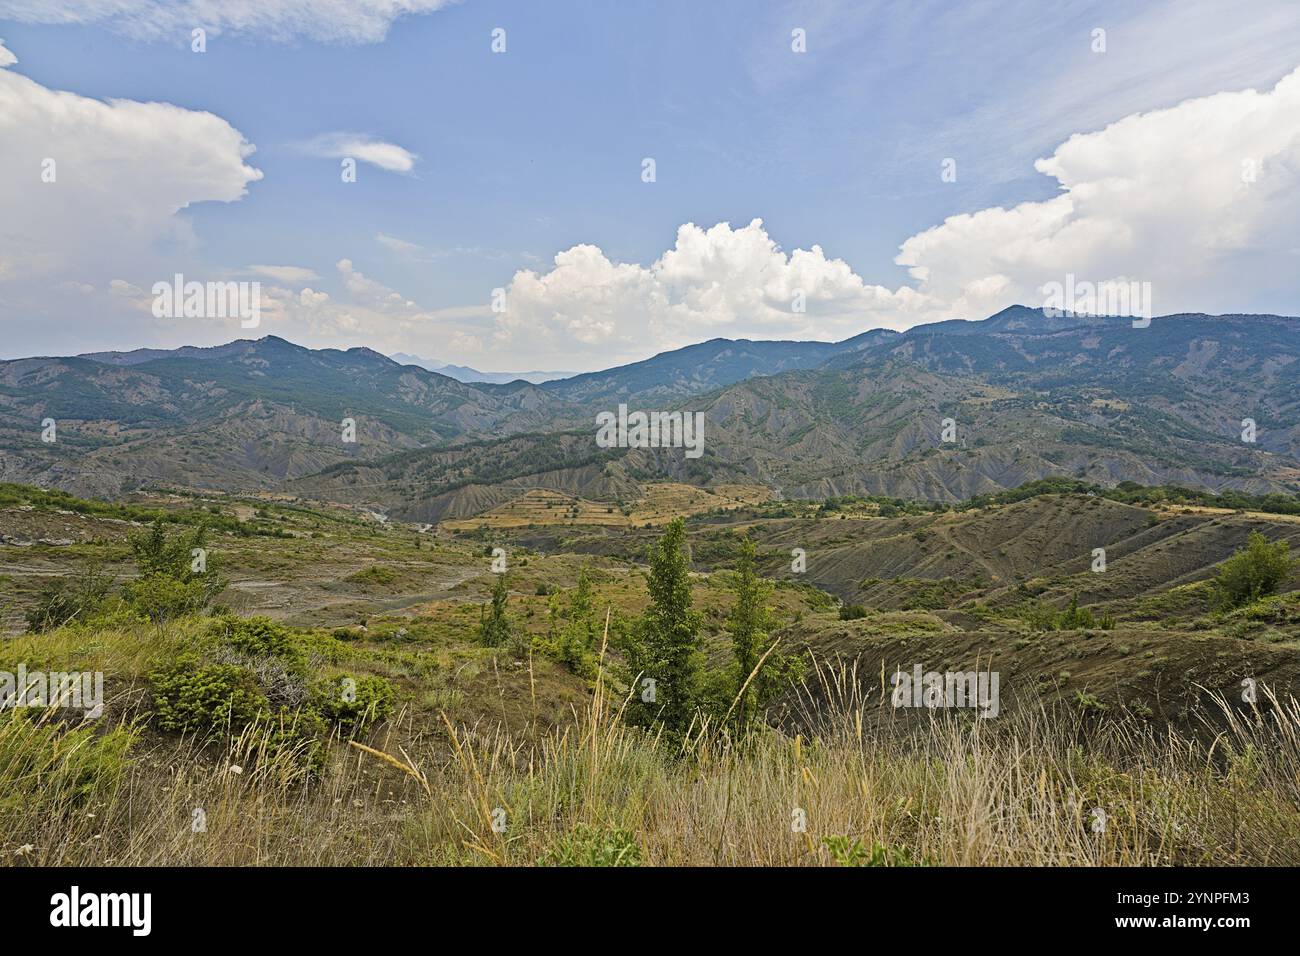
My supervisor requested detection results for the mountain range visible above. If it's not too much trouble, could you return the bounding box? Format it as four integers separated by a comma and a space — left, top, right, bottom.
2, 307, 1297, 515
388, 353, 576, 385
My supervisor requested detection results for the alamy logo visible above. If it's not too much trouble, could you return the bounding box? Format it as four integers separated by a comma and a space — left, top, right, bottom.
50, 886, 151, 936
1, 666, 104, 718
891, 665, 1000, 718
595, 404, 705, 459
1041, 273, 1152, 327
152, 273, 261, 328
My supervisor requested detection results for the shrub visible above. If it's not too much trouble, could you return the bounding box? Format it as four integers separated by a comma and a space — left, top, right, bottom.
346, 565, 398, 586
253, 707, 329, 774
478, 573, 513, 647
24, 565, 115, 633
121, 574, 212, 624
310, 674, 394, 732
126, 519, 226, 616
149, 657, 265, 733
823, 836, 921, 867
1058, 595, 1096, 629
211, 616, 298, 660
1214, 532, 1297, 609
0, 712, 135, 819
539, 826, 643, 866
839, 604, 869, 621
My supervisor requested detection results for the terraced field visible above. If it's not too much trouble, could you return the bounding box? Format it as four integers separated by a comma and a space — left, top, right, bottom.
438, 482, 771, 530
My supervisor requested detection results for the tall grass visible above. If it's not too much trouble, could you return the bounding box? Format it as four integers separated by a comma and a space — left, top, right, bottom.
3, 658, 1299, 866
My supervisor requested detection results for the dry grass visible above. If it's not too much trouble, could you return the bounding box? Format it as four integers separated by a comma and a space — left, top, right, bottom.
439, 483, 771, 531
4, 655, 1299, 867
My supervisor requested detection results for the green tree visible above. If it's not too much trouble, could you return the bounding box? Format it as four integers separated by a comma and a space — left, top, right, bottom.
478, 572, 513, 647
622, 518, 701, 736
556, 565, 600, 675
121, 518, 225, 622
1058, 594, 1096, 629
1215, 531, 1296, 608
728, 536, 772, 732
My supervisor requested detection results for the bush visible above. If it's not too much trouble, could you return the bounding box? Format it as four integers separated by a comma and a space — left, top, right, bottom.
149, 657, 265, 733
823, 836, 922, 867
310, 674, 394, 732
24, 565, 115, 633
1214, 532, 1297, 609
0, 712, 135, 819
253, 707, 328, 773
346, 565, 398, 586
839, 604, 869, 621
478, 574, 513, 647
1058, 595, 1096, 629
120, 574, 212, 624
539, 826, 643, 866
126, 519, 226, 617
211, 616, 298, 660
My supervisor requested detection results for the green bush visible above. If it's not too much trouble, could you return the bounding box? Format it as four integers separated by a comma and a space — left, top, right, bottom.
346, 565, 397, 586
1214, 531, 1297, 609
478, 573, 513, 647
839, 604, 869, 621
125, 519, 226, 617
254, 707, 328, 773
210, 615, 299, 661
1058, 594, 1096, 629
121, 574, 212, 624
149, 657, 265, 733
823, 836, 922, 867
539, 826, 643, 866
310, 674, 394, 732
24, 565, 115, 633
0, 712, 135, 819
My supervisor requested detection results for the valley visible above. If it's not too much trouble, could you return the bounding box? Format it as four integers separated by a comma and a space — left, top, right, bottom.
3, 308, 1300, 867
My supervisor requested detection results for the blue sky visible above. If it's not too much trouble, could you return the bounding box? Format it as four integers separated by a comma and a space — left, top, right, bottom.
1, 0, 1299, 370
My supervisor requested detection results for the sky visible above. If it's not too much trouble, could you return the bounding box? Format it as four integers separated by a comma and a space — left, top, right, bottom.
0, 0, 1298, 371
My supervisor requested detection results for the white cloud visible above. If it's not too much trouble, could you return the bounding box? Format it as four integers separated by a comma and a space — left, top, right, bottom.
895, 65, 1300, 320
375, 233, 428, 258
301, 133, 417, 173
108, 279, 144, 297
259, 258, 491, 349
491, 219, 941, 366
0, 38, 16, 67
0, 40, 262, 283
486, 65, 1300, 367
0, 1, 458, 44
248, 264, 319, 283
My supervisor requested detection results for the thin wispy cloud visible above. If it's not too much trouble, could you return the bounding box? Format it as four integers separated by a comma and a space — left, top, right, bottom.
248, 265, 320, 284
0, 0, 460, 44
375, 233, 430, 259
300, 133, 418, 174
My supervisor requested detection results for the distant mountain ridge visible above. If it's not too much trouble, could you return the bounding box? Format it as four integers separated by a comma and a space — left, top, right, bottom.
293, 307, 1300, 515
538, 328, 897, 405
388, 352, 576, 385
3, 309, 1297, 510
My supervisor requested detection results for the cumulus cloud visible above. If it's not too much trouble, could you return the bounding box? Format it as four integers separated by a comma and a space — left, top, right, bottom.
491, 219, 941, 365
0, 37, 16, 67
896, 65, 1300, 320
0, 40, 262, 283
485, 65, 1300, 367
300, 133, 417, 173
0, 1, 458, 44
256, 259, 491, 350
